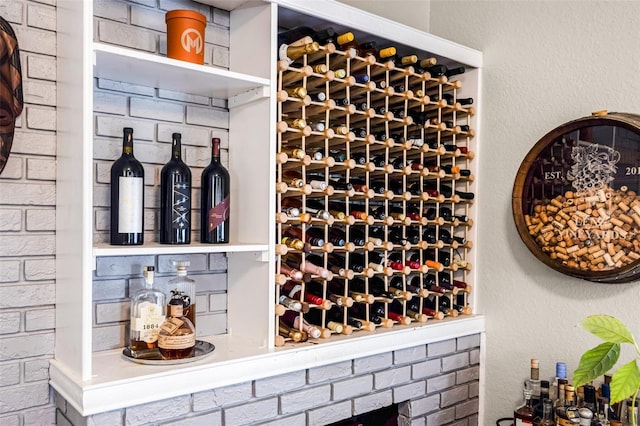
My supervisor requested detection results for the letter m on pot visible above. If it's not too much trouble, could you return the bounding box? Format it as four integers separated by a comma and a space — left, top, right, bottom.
181, 29, 203, 54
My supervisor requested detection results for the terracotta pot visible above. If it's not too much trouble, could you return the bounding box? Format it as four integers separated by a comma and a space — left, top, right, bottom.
165, 10, 206, 64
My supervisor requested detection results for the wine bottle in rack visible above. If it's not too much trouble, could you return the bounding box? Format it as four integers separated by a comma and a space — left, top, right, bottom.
201, 137, 230, 244
307, 280, 354, 308
279, 41, 320, 65
304, 308, 347, 335
280, 309, 322, 339
282, 197, 331, 222
110, 127, 144, 245
407, 298, 445, 321
326, 305, 363, 330
390, 275, 428, 298
283, 225, 325, 247
388, 298, 422, 323
328, 278, 373, 304
279, 321, 308, 342
284, 253, 330, 279
160, 133, 192, 244
349, 301, 382, 325
350, 277, 394, 302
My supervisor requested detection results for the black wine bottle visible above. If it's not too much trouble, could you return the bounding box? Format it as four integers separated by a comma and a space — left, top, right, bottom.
200, 137, 230, 243
110, 127, 144, 245
160, 133, 192, 244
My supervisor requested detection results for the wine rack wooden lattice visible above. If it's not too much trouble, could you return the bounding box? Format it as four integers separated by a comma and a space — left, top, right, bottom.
275, 42, 476, 346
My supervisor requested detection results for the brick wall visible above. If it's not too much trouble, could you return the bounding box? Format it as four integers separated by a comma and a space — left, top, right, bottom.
0, 0, 58, 424
55, 334, 481, 426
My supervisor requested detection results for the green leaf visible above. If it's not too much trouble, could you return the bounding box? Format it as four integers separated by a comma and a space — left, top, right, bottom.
580, 315, 635, 344
573, 342, 620, 387
610, 360, 640, 405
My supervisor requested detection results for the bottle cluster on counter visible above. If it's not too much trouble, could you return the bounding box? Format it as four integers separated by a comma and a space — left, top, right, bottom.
110, 127, 230, 245
513, 359, 638, 426
129, 262, 197, 360
274, 25, 476, 345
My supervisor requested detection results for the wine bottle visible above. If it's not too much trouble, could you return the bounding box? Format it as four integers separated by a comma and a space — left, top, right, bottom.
307, 280, 354, 308
201, 137, 230, 243
390, 275, 427, 298
279, 321, 308, 342
277, 25, 338, 47
280, 309, 322, 339
281, 282, 330, 311
283, 226, 324, 247
110, 127, 144, 245
160, 133, 192, 244
304, 307, 347, 334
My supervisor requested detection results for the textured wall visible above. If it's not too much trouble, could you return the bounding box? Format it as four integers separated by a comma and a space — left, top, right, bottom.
428, 0, 640, 424
0, 0, 57, 423
55, 335, 481, 426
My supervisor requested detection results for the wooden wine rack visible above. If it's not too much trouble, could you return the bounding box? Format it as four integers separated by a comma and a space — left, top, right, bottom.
274, 39, 476, 346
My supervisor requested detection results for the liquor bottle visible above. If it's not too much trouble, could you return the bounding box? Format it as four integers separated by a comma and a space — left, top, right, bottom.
550, 362, 568, 402
201, 137, 230, 243
129, 266, 166, 357
167, 260, 196, 327
158, 293, 196, 360
556, 385, 579, 426
514, 388, 535, 426
529, 359, 542, 408
110, 127, 144, 245
534, 380, 551, 425
160, 133, 192, 244
540, 399, 555, 426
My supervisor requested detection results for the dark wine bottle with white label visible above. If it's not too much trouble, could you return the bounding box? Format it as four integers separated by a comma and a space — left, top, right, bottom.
200, 137, 230, 243
160, 133, 191, 244
110, 127, 144, 245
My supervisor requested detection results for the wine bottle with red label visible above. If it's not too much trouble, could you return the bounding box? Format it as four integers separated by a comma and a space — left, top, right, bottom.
201, 137, 230, 243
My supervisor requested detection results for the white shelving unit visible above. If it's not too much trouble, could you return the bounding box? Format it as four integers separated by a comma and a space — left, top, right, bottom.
52, 0, 484, 415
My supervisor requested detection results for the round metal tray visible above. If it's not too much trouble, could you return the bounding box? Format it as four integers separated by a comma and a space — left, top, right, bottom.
122, 340, 215, 365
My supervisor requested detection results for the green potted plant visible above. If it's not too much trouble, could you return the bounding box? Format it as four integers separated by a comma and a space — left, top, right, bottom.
573, 315, 640, 425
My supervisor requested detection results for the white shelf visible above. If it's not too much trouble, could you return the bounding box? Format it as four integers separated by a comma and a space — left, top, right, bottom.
93, 242, 268, 258
49, 315, 485, 415
93, 42, 270, 101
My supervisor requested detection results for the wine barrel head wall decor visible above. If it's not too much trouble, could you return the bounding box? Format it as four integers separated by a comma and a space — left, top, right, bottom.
512, 111, 640, 283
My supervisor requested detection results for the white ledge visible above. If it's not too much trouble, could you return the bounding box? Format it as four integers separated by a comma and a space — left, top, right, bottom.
50, 315, 485, 416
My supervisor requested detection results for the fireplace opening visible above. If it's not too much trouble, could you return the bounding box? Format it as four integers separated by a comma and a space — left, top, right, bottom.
328, 403, 399, 426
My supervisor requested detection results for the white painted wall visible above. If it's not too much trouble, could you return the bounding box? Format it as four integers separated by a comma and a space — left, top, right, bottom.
426, 0, 640, 423
340, 0, 640, 423
337, 0, 430, 33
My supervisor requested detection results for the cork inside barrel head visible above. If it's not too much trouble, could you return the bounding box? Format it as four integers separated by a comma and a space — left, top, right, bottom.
513, 113, 640, 283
